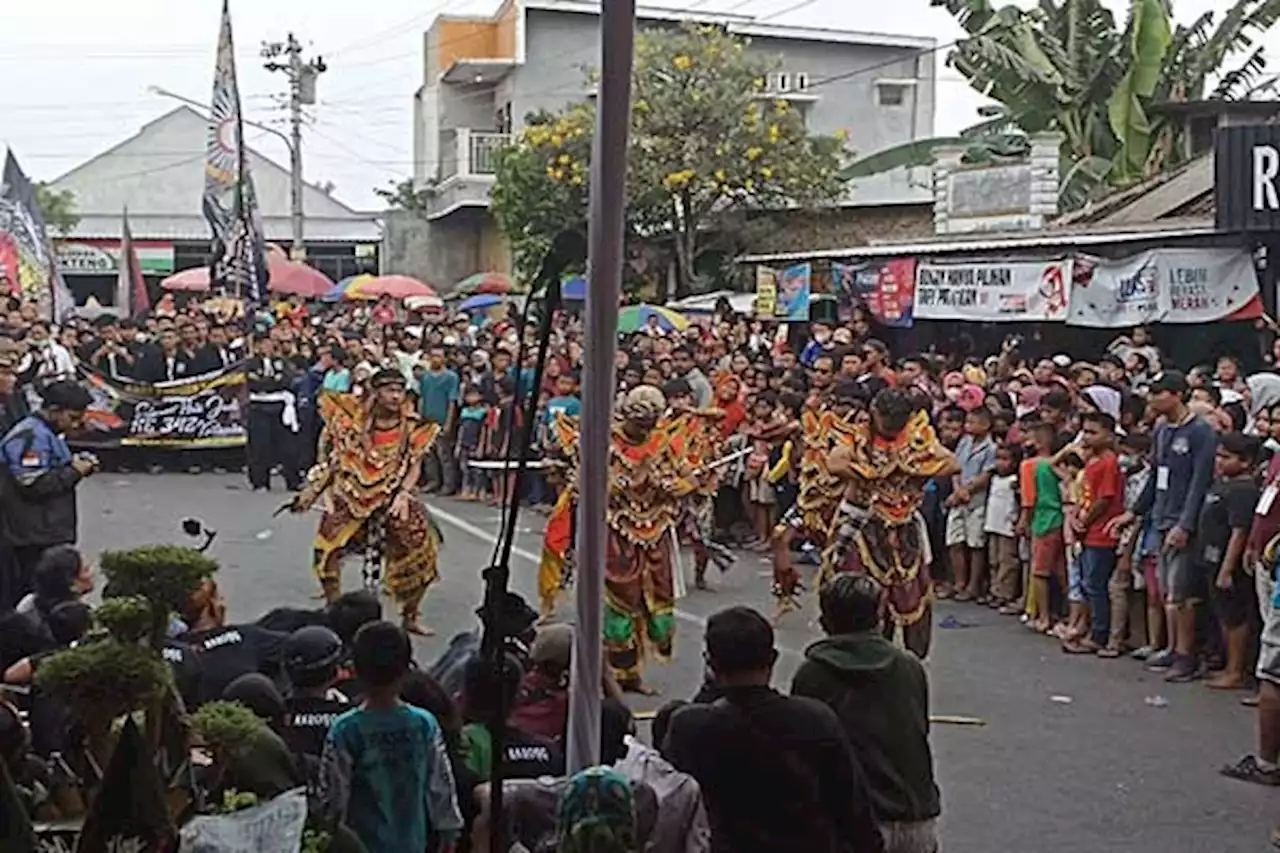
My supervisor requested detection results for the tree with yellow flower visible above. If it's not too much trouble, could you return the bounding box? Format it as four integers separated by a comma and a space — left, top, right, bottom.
491, 23, 844, 291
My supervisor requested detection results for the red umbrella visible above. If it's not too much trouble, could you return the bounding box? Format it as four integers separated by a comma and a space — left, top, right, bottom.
349, 274, 437, 300
160, 267, 210, 292
268, 259, 332, 297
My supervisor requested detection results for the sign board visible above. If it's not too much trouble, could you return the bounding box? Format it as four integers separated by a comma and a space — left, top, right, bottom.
1216, 124, 1280, 231
754, 266, 777, 318
914, 259, 1070, 322
1067, 248, 1262, 327
55, 241, 175, 275
832, 259, 915, 327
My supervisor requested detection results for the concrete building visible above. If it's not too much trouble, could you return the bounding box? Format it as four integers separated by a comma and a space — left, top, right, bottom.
50, 106, 381, 307
402, 0, 937, 289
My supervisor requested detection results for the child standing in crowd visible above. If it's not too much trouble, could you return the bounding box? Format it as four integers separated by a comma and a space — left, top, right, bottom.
1200, 433, 1261, 689
456, 384, 488, 502
984, 443, 1022, 612
1065, 412, 1124, 656
322, 622, 463, 853
947, 407, 997, 602
1021, 421, 1066, 633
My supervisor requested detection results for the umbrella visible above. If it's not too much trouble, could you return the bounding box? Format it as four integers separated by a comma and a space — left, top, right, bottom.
459, 293, 505, 311
454, 272, 518, 296
617, 304, 689, 334
405, 294, 445, 313
160, 267, 210, 292
324, 273, 373, 302
347, 274, 437, 301
267, 259, 333, 297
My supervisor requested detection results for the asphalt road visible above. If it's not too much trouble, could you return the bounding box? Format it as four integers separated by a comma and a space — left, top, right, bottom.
78, 472, 1275, 853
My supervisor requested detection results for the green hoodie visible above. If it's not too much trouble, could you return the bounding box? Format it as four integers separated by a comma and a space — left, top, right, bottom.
790, 631, 940, 824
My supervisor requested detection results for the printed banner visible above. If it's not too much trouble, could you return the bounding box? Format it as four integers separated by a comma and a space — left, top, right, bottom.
914, 259, 1070, 322
179, 788, 308, 853
754, 266, 777, 318
66, 362, 248, 449
1067, 248, 1263, 327
777, 262, 811, 322
833, 259, 916, 328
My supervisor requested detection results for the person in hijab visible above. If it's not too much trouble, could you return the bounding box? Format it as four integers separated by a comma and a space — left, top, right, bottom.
1246, 373, 1280, 435
556, 767, 638, 853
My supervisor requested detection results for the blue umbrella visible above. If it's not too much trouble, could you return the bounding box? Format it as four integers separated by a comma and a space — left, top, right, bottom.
562, 276, 586, 301
322, 275, 362, 302
459, 293, 505, 311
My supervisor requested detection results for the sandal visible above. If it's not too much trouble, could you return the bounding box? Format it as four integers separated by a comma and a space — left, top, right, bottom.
1221, 755, 1280, 787
1096, 646, 1122, 659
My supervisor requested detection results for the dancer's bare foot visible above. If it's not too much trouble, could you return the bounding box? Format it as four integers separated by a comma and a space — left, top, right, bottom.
1206, 673, 1247, 690
402, 617, 435, 637
621, 679, 659, 696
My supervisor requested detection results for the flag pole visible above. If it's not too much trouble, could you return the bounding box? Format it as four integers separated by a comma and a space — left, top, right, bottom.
566, 0, 636, 775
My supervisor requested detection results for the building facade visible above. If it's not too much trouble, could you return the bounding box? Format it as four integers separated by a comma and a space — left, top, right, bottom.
404, 0, 937, 289
50, 107, 381, 308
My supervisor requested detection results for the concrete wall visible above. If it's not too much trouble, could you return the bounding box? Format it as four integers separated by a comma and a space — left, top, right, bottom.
382, 207, 511, 291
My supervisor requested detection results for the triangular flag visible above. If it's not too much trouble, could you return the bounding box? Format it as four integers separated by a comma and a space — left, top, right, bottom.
75, 717, 174, 853
116, 208, 150, 319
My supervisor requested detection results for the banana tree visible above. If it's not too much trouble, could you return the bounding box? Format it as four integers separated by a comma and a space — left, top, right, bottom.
845, 0, 1280, 210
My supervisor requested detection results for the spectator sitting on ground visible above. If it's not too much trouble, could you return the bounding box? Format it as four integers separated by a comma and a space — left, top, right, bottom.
509, 623, 572, 742
460, 653, 565, 781
615, 699, 711, 853
791, 575, 941, 853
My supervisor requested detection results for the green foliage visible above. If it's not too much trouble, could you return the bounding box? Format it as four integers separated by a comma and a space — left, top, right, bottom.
33, 183, 79, 237
100, 545, 217, 634
190, 701, 269, 760
302, 826, 334, 853
491, 23, 845, 291
215, 788, 260, 814
96, 595, 152, 644
374, 178, 437, 214
35, 640, 169, 722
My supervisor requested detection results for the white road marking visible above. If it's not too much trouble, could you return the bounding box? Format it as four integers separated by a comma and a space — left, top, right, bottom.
427, 502, 711, 630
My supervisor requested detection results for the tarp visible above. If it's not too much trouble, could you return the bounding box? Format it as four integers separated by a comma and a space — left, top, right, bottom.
1067, 248, 1263, 327
914, 259, 1070, 322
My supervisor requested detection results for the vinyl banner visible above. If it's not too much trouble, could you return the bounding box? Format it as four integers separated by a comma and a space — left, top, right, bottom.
1067, 248, 1263, 327
67, 362, 248, 449
833, 259, 916, 328
913, 259, 1070, 322
777, 262, 811, 322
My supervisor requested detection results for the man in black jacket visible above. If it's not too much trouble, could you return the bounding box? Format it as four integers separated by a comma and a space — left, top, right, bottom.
0, 381, 96, 610
664, 606, 883, 853
792, 575, 941, 853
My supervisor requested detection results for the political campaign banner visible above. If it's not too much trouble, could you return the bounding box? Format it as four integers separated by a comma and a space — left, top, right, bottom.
777, 262, 811, 322
913, 259, 1070, 322
1067, 248, 1263, 327
66, 361, 248, 450
832, 259, 916, 328
754, 266, 777, 318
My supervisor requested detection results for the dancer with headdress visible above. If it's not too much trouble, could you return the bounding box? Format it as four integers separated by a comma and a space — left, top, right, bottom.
289, 368, 443, 635
822, 387, 959, 658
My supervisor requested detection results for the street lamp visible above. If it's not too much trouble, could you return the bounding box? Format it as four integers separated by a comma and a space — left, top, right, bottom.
147, 85, 303, 254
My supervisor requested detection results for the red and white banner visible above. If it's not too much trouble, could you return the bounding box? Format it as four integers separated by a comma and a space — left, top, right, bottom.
913, 259, 1070, 322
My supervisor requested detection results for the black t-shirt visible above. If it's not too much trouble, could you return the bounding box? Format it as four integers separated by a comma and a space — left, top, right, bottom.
1195, 475, 1259, 569
281, 693, 350, 760
162, 640, 204, 711
179, 624, 288, 706
255, 606, 329, 635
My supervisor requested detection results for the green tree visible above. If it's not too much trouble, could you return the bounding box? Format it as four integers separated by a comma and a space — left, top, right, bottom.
492, 24, 846, 292
34, 183, 79, 237
375, 177, 437, 214
844, 0, 1280, 209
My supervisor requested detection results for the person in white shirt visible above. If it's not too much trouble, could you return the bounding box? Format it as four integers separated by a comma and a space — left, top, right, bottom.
23, 321, 76, 383
984, 443, 1023, 612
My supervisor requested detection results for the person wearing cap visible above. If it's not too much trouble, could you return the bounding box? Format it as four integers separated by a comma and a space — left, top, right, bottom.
0, 380, 97, 611
292, 367, 444, 636
244, 334, 303, 492
508, 623, 572, 741
280, 625, 351, 767
1108, 369, 1219, 682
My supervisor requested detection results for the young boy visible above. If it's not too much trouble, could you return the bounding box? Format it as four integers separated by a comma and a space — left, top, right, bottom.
1064, 411, 1124, 656
456, 384, 488, 501
1020, 421, 1066, 633
322, 622, 463, 853
946, 407, 997, 601
984, 442, 1022, 611
1200, 432, 1260, 689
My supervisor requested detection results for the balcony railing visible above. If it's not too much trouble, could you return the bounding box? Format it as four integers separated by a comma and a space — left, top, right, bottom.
439, 129, 511, 180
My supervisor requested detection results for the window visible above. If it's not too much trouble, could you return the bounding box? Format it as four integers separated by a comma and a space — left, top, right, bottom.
775, 72, 791, 93
794, 72, 809, 91
877, 82, 907, 106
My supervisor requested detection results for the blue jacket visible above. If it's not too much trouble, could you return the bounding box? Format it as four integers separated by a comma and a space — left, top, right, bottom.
0, 414, 82, 548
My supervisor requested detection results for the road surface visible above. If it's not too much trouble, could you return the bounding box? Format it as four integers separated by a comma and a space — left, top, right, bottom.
78, 473, 1273, 853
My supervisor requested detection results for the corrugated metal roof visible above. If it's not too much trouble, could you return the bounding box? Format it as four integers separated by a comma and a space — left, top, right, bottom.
68, 213, 382, 244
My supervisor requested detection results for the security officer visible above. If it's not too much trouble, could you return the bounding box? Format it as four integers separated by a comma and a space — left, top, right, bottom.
280, 625, 350, 765
244, 335, 302, 492
0, 381, 96, 611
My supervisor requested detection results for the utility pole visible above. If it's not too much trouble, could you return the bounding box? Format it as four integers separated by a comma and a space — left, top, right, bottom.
263, 34, 326, 261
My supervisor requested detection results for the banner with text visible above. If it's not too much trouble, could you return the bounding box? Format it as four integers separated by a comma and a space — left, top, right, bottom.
1067, 248, 1263, 327
755, 266, 777, 318
777, 262, 812, 322
833, 259, 916, 328
66, 362, 248, 449
914, 259, 1070, 322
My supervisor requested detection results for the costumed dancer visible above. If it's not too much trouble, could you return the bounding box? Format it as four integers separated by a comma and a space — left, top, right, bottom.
768, 381, 861, 622
661, 378, 734, 591
537, 411, 581, 621
822, 387, 959, 658
288, 368, 443, 635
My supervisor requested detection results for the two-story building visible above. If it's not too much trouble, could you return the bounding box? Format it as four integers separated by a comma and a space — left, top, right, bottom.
404, 0, 937, 290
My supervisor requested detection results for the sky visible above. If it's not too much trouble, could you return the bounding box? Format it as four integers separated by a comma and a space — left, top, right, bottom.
0, 0, 1264, 211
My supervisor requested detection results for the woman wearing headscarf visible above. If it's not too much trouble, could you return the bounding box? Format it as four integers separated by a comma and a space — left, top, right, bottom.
1246, 373, 1280, 435
557, 767, 638, 853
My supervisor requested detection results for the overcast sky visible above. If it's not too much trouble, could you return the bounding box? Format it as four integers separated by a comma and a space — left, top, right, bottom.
0, 0, 1260, 211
